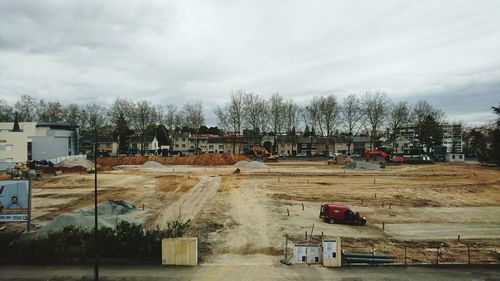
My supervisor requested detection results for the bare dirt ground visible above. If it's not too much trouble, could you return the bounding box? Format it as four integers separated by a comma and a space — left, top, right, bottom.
3, 161, 499, 266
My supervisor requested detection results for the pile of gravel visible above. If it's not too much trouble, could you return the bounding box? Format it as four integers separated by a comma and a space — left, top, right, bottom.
344, 161, 381, 170
56, 157, 96, 169
142, 161, 165, 168
234, 161, 268, 168
36, 200, 145, 237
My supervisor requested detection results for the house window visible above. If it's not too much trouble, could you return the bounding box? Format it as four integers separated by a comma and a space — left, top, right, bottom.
219, 145, 224, 149
182, 138, 186, 141
209, 145, 214, 149
182, 144, 186, 148
452, 155, 455, 159
175, 144, 179, 148
459, 155, 463, 159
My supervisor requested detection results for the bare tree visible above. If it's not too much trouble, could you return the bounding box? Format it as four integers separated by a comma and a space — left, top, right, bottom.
15, 95, 38, 122
163, 104, 184, 142
64, 103, 87, 128
387, 101, 410, 153
341, 94, 364, 154
283, 98, 300, 154
0, 98, 14, 122
130, 100, 156, 155
182, 102, 205, 130
243, 93, 267, 148
182, 102, 205, 154
83, 103, 107, 139
38, 101, 64, 122
109, 98, 134, 155
269, 93, 286, 154
308, 95, 339, 154
214, 90, 245, 153
363, 92, 388, 149
411, 100, 446, 149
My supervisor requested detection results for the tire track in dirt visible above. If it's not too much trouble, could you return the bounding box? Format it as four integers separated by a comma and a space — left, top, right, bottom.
154, 176, 221, 228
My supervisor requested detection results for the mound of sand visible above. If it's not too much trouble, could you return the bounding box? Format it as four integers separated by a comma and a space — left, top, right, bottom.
56, 157, 96, 169
344, 161, 381, 170
234, 161, 268, 168
36, 200, 145, 237
142, 161, 165, 168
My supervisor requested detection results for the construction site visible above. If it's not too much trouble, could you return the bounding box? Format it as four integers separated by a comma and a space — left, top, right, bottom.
1, 153, 499, 269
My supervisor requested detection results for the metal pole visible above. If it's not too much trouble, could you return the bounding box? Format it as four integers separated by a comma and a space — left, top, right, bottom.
27, 176, 32, 232
284, 234, 288, 263
94, 130, 99, 280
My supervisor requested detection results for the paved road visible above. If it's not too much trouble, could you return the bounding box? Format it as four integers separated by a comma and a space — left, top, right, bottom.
0, 264, 499, 281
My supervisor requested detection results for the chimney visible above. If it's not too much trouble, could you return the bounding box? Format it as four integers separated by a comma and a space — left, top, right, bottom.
12, 112, 21, 132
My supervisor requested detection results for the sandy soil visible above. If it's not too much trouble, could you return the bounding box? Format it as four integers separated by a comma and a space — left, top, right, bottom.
3, 161, 499, 265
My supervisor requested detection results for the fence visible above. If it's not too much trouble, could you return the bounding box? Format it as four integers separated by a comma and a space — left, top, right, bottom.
45, 154, 86, 164
282, 234, 500, 265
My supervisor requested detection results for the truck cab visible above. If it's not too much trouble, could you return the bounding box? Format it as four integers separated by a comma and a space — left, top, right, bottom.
319, 203, 366, 226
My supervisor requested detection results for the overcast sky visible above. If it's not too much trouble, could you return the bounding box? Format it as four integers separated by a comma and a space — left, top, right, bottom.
0, 0, 499, 126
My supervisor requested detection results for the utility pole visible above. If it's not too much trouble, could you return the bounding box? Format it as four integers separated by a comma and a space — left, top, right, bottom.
94, 130, 99, 280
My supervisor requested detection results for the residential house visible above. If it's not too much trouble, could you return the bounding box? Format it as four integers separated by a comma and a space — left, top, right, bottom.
208, 137, 225, 153
224, 135, 244, 154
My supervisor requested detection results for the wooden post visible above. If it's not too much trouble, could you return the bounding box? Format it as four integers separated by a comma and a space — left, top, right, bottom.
389, 203, 392, 209
404, 245, 407, 265
305, 231, 307, 241
374, 193, 377, 199
284, 234, 289, 263
360, 199, 363, 205
373, 178, 376, 184
278, 176, 280, 182
287, 209, 289, 216
382, 202, 384, 208
142, 203, 144, 210
457, 235, 460, 242
302, 202, 304, 211
467, 244, 471, 264
382, 222, 385, 230
436, 244, 439, 264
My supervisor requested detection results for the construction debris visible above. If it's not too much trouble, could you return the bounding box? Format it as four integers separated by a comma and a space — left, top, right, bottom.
344, 161, 381, 170
328, 154, 353, 165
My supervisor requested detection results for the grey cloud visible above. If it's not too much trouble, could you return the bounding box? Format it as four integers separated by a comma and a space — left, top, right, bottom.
0, 0, 499, 126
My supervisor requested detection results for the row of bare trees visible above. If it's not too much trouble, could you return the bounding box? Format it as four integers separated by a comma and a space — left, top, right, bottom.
1, 91, 447, 155
214, 90, 445, 154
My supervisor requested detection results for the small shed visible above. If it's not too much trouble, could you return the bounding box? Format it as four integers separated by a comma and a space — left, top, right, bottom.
446, 153, 465, 162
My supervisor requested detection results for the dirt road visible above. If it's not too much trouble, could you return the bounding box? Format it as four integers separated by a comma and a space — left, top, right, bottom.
207, 179, 282, 265
154, 176, 221, 228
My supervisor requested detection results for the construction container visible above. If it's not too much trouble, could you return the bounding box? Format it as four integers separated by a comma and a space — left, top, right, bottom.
161, 238, 198, 266
323, 238, 342, 267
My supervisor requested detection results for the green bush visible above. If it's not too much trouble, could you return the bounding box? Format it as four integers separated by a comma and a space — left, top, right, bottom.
0, 219, 191, 264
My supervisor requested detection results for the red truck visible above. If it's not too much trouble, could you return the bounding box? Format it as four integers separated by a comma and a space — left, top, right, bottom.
319, 204, 366, 226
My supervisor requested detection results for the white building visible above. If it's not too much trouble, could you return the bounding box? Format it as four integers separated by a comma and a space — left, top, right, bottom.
0, 121, 79, 170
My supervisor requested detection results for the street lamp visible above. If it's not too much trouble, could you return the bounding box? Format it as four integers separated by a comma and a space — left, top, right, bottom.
94, 124, 99, 280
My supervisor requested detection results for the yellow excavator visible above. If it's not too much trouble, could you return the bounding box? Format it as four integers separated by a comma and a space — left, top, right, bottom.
252, 146, 278, 162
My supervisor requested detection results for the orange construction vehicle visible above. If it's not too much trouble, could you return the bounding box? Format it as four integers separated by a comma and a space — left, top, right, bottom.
365, 149, 404, 164
252, 146, 278, 162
